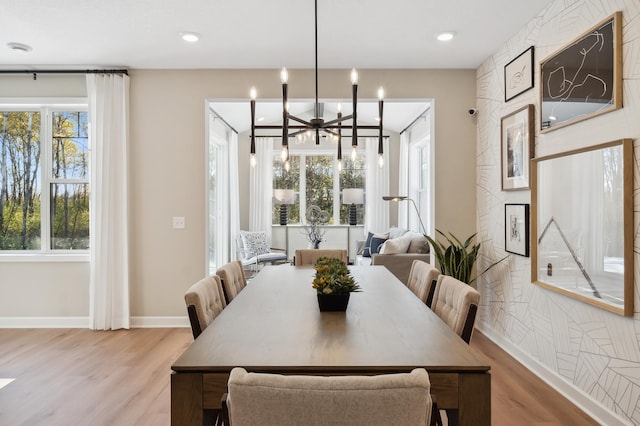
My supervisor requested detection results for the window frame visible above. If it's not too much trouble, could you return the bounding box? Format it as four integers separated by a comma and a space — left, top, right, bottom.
0, 98, 89, 262
272, 147, 366, 226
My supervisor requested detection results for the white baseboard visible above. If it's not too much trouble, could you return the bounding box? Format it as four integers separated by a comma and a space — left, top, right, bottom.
476, 322, 631, 426
0, 316, 190, 328
0, 316, 89, 328
130, 316, 190, 328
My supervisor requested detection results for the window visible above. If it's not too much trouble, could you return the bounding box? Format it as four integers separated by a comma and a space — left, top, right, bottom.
272, 150, 365, 225
0, 106, 89, 252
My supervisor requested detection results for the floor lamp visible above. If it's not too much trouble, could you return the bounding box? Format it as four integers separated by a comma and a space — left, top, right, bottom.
382, 196, 426, 235
273, 189, 295, 225
343, 188, 364, 226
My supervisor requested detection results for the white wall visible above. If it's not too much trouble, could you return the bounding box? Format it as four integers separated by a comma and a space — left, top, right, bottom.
476, 0, 640, 424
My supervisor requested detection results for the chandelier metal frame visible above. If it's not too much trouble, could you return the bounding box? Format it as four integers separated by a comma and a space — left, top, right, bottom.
249, 0, 385, 165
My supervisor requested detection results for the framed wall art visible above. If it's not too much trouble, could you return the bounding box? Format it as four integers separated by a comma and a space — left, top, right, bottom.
504, 46, 534, 102
540, 12, 622, 132
501, 104, 534, 191
505, 204, 529, 257
531, 138, 633, 316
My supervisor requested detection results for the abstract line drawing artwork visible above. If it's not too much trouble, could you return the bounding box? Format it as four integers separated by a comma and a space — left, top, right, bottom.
540, 12, 622, 132
504, 46, 534, 102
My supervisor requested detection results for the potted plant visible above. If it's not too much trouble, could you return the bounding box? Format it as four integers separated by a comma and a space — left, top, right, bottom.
312, 257, 361, 311
425, 230, 508, 285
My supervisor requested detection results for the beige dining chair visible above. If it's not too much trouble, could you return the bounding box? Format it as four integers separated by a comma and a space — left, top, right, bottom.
406, 260, 440, 306
431, 275, 480, 344
222, 367, 442, 426
184, 275, 227, 339
293, 249, 348, 266
216, 260, 248, 304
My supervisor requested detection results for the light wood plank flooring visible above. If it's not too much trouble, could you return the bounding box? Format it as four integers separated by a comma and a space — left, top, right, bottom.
0, 328, 598, 425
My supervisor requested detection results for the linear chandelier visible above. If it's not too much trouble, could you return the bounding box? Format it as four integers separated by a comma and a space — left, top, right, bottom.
249, 0, 385, 170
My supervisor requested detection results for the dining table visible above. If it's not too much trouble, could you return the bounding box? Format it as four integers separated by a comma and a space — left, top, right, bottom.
171, 265, 491, 425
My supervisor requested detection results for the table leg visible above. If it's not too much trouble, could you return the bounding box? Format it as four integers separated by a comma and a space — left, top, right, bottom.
458, 372, 491, 426
171, 372, 203, 426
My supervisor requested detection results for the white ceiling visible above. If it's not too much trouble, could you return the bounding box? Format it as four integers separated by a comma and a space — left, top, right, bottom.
1, 0, 553, 69
1, 0, 554, 133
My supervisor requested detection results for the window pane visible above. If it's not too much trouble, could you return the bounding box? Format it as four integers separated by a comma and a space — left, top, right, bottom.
0, 111, 42, 250
52, 112, 89, 179
339, 156, 366, 224
273, 156, 300, 224
306, 156, 334, 223
50, 183, 90, 250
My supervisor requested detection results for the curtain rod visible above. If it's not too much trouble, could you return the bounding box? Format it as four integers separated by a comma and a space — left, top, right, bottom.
0, 69, 128, 78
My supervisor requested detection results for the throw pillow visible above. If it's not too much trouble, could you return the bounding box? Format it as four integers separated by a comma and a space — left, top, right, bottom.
362, 231, 389, 257
370, 235, 388, 255
388, 226, 409, 239
379, 232, 413, 254
407, 232, 430, 254
239, 231, 270, 258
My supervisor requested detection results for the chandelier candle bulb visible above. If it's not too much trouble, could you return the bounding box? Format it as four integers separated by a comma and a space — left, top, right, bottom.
280, 67, 288, 84
350, 68, 358, 85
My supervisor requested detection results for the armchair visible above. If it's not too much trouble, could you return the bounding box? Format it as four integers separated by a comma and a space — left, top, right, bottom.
237, 230, 288, 274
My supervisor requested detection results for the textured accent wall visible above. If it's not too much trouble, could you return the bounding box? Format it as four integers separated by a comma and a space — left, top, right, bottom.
476, 0, 640, 423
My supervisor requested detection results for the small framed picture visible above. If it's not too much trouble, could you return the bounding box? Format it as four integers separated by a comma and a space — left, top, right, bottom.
501, 104, 534, 191
505, 203, 529, 257
504, 46, 534, 102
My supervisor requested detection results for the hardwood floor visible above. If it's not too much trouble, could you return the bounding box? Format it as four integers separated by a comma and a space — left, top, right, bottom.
0, 328, 597, 425
470, 331, 599, 426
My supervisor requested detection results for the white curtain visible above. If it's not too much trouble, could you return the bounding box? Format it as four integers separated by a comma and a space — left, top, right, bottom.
86, 73, 130, 330
229, 131, 241, 260
249, 138, 274, 239
397, 131, 410, 229
365, 137, 389, 233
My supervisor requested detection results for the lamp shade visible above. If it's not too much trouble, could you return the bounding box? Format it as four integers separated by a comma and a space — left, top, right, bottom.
343, 188, 364, 205
273, 189, 295, 204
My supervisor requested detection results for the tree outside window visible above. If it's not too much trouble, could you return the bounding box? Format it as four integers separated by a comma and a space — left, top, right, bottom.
272, 151, 365, 225
0, 108, 89, 251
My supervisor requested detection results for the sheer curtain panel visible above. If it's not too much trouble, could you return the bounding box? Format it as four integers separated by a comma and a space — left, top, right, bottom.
87, 73, 130, 330
229, 131, 241, 260
365, 137, 389, 233
397, 132, 410, 229
249, 138, 274, 239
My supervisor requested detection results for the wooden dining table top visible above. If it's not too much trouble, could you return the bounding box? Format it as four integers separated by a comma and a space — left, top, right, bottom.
172, 265, 490, 374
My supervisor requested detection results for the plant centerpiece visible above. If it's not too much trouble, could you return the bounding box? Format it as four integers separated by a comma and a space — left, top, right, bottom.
425, 230, 508, 285
312, 257, 361, 311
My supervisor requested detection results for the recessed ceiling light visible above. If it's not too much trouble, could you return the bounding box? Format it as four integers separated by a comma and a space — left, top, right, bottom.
180, 32, 200, 42
7, 42, 32, 54
436, 32, 456, 42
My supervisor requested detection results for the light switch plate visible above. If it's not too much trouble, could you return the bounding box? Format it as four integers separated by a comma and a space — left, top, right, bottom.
173, 216, 186, 229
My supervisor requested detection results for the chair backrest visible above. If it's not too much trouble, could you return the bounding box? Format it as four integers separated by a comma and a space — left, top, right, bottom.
184, 275, 227, 339
223, 367, 438, 426
216, 260, 247, 304
406, 260, 440, 305
431, 275, 480, 344
293, 249, 348, 266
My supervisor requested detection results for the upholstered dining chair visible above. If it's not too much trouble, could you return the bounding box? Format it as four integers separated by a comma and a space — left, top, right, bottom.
222, 367, 442, 426
184, 275, 227, 339
406, 260, 440, 306
431, 275, 480, 344
293, 249, 349, 266
216, 260, 248, 304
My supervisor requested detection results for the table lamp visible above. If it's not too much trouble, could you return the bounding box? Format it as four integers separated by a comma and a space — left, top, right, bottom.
343, 188, 364, 226
273, 189, 295, 225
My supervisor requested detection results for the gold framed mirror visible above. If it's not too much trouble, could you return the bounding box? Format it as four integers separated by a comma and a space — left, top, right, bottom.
531, 139, 633, 316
